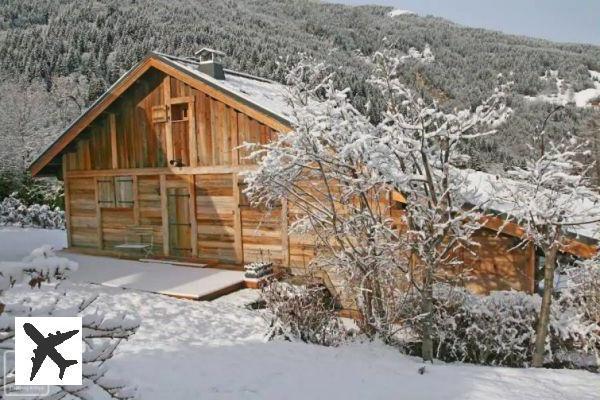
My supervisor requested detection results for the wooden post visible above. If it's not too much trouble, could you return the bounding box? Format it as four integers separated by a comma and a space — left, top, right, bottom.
188, 100, 198, 167
109, 113, 118, 169
164, 76, 174, 164
189, 175, 198, 257
160, 174, 170, 256
132, 175, 140, 226
230, 109, 239, 166
62, 154, 72, 247
281, 197, 290, 268
93, 177, 103, 250
232, 173, 243, 264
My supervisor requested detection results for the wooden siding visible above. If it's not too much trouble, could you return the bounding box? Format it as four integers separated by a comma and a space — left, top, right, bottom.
65, 69, 275, 172
195, 174, 237, 263
459, 228, 534, 294
68, 177, 97, 248
137, 175, 164, 249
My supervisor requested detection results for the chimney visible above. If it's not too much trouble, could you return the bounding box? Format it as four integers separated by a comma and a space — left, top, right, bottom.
194, 48, 226, 80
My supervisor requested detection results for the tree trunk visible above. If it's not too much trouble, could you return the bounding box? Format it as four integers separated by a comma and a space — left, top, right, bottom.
532, 246, 557, 367
421, 267, 434, 362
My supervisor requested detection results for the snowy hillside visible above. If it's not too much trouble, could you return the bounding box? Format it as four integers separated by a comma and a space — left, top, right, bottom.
389, 9, 416, 17
1, 0, 600, 172
524, 70, 600, 107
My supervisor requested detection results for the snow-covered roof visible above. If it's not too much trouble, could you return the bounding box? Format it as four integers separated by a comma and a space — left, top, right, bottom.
461, 169, 600, 243
154, 52, 293, 124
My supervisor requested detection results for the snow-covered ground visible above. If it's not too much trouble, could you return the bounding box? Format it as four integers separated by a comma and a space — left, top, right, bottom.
388, 9, 416, 17
2, 227, 599, 399
524, 69, 600, 107
0, 227, 66, 261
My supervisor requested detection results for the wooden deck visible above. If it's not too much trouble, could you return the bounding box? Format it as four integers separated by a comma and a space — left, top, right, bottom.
61, 249, 246, 300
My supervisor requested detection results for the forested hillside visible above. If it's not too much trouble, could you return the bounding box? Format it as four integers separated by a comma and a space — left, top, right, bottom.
1, 0, 599, 172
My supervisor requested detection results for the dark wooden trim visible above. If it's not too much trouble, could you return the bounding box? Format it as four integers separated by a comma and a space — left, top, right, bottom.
62, 155, 72, 247
160, 174, 169, 256
66, 165, 257, 178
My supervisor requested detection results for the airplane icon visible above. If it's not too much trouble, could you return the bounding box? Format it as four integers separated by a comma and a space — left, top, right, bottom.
23, 322, 79, 381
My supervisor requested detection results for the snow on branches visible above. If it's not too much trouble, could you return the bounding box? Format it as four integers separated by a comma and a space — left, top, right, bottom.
0, 247, 139, 399
397, 283, 599, 368
245, 51, 511, 355
0, 195, 65, 229
262, 279, 346, 346
494, 138, 600, 248
244, 58, 412, 339
489, 134, 600, 366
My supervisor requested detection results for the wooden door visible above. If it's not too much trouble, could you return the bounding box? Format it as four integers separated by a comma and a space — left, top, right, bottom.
167, 186, 192, 257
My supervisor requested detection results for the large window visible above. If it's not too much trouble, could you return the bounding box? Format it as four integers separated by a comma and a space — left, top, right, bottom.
97, 176, 134, 208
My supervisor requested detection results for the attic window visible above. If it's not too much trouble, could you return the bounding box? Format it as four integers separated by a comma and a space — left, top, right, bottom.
97, 176, 134, 208
170, 104, 188, 122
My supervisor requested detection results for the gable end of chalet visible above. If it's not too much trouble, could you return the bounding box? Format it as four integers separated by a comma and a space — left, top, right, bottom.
29, 52, 292, 177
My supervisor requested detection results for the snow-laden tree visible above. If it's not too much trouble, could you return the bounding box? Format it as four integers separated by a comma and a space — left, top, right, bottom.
0, 246, 139, 399
491, 137, 600, 367
245, 51, 510, 358
245, 59, 411, 340
366, 49, 511, 361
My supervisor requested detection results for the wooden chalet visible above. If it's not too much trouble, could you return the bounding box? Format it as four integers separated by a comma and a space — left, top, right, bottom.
30, 49, 598, 302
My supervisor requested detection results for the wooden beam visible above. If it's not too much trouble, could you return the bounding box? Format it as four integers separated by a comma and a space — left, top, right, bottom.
109, 113, 118, 169
62, 155, 72, 248
66, 165, 258, 178
188, 100, 198, 167
160, 174, 170, 256
170, 96, 194, 105
93, 177, 103, 250
189, 175, 198, 257
281, 197, 290, 268
232, 173, 243, 264
230, 109, 239, 166
481, 214, 598, 259
164, 76, 174, 164
132, 175, 140, 225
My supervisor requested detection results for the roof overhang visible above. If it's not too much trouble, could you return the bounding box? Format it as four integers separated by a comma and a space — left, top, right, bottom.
29, 52, 292, 177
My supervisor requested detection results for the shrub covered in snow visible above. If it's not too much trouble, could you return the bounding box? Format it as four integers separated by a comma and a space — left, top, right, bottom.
552, 261, 600, 368
0, 171, 64, 208
0, 246, 139, 398
262, 279, 346, 346
0, 194, 65, 229
0, 245, 77, 290
397, 283, 600, 369
244, 261, 274, 279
